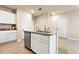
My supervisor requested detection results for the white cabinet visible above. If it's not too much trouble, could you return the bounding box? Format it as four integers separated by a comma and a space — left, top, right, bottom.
31, 33, 49, 54
31, 37, 39, 53
31, 33, 57, 54
0, 32, 7, 42
0, 31, 17, 43
0, 10, 16, 24
7, 31, 17, 41
50, 34, 57, 54
37, 39, 49, 54
6, 13, 16, 24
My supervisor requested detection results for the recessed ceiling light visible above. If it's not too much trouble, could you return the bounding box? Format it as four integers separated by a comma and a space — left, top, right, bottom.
51, 13, 55, 15
31, 10, 34, 13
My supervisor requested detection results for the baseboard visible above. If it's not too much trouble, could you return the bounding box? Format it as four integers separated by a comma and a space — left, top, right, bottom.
58, 37, 68, 39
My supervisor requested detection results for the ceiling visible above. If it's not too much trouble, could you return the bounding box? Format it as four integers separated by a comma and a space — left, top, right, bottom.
2, 5, 79, 17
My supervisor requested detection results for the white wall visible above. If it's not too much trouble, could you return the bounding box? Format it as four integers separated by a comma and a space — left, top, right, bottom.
54, 11, 79, 40
16, 9, 23, 40
58, 11, 79, 54
56, 15, 69, 38
68, 11, 79, 39
21, 12, 34, 31
35, 14, 48, 31
35, 12, 79, 38
16, 9, 34, 41
35, 13, 55, 32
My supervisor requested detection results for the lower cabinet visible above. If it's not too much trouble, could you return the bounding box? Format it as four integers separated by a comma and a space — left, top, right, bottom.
31, 33, 49, 54
31, 37, 40, 53
0, 31, 17, 43
0, 32, 7, 42
31, 33, 57, 54
7, 31, 17, 41
37, 39, 49, 54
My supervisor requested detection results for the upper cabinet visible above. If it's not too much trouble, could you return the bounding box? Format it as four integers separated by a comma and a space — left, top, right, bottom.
0, 10, 16, 24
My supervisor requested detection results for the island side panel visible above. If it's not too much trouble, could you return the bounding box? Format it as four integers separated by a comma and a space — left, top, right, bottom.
50, 34, 57, 54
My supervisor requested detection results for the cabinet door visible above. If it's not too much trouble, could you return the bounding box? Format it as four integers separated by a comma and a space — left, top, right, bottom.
7, 31, 17, 41
0, 32, 7, 43
37, 39, 49, 54
0, 10, 16, 24
31, 37, 39, 53
0, 31, 17, 43
7, 13, 16, 24
50, 34, 57, 54
31, 36, 49, 54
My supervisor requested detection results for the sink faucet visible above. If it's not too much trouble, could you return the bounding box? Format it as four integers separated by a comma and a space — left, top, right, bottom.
44, 26, 50, 33
44, 26, 46, 32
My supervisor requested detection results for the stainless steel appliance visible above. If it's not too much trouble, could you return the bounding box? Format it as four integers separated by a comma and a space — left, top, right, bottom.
24, 31, 31, 49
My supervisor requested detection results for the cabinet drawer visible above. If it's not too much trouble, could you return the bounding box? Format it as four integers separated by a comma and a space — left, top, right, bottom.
31, 33, 49, 41
31, 36, 49, 54
31, 36, 49, 44
38, 39, 49, 45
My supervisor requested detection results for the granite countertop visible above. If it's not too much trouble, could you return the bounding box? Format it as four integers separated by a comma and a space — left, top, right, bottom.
24, 30, 56, 36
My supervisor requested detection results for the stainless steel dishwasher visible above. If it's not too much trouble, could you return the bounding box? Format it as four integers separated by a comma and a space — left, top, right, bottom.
24, 31, 31, 49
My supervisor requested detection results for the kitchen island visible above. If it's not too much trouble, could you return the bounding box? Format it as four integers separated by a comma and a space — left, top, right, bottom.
24, 31, 57, 54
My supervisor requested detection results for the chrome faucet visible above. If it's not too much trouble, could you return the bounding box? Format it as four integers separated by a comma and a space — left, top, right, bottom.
44, 26, 46, 32
44, 26, 50, 33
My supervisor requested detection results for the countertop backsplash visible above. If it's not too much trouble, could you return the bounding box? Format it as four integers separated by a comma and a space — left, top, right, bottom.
0, 24, 16, 31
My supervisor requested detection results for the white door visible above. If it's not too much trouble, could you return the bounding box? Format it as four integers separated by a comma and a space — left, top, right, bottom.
57, 16, 68, 37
